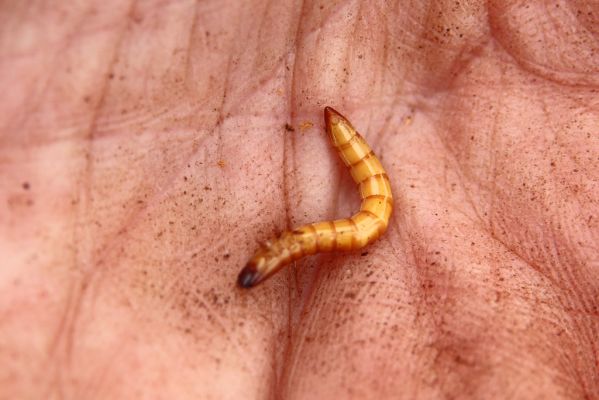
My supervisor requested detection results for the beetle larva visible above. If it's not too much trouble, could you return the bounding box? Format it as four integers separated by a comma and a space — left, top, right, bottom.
237, 107, 393, 288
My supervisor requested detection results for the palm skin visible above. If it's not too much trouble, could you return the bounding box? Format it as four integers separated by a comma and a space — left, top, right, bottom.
0, 1, 597, 399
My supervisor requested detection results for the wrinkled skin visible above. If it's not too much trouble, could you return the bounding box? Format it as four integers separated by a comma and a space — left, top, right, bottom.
1, 1, 598, 399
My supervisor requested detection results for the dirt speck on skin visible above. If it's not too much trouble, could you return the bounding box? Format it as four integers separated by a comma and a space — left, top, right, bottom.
7, 193, 34, 209
299, 121, 313, 131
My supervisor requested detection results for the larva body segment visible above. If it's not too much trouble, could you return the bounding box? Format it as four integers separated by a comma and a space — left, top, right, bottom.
237, 107, 393, 288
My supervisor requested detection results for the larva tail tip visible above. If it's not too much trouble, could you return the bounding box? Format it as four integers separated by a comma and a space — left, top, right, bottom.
324, 106, 345, 127
237, 265, 260, 289
324, 106, 341, 124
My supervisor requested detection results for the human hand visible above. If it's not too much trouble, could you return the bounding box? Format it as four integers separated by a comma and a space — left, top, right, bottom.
1, 2, 597, 399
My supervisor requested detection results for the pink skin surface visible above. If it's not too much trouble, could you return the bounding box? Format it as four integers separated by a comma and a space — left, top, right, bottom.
0, 1, 598, 399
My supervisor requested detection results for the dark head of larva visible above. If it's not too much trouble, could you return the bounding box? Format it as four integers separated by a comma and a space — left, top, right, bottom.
237, 249, 272, 288
237, 262, 261, 288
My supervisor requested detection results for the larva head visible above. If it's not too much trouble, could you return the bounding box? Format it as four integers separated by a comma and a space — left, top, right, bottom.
324, 106, 355, 147
237, 246, 281, 288
237, 259, 263, 288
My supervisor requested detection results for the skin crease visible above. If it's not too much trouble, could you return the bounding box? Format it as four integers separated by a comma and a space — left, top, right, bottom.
0, 0, 597, 399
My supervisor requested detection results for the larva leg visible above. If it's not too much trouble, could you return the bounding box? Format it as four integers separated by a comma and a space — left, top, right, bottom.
237, 107, 393, 288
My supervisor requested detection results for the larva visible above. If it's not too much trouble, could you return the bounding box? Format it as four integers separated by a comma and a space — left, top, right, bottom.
237, 107, 393, 288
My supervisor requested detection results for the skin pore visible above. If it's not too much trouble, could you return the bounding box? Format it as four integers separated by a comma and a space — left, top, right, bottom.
0, 1, 597, 399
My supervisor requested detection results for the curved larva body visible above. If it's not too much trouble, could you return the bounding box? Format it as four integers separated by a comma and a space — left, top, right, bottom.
237, 107, 393, 288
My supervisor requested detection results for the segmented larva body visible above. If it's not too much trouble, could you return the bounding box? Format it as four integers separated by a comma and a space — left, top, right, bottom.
237, 107, 393, 288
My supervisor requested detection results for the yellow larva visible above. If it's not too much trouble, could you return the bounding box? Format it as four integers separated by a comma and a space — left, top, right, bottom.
237, 107, 393, 288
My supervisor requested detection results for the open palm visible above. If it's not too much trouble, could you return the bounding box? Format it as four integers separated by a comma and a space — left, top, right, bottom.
1, 1, 598, 399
